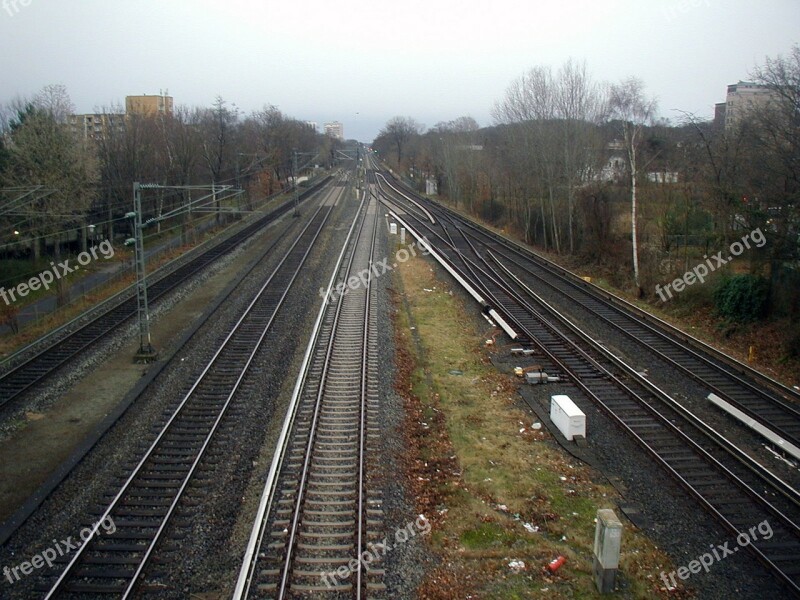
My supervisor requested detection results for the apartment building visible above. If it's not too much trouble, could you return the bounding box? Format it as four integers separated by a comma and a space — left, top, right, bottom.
68, 112, 125, 140
125, 92, 174, 117
324, 121, 344, 140
715, 81, 779, 130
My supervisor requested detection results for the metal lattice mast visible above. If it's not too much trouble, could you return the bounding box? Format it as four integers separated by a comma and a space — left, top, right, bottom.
131, 182, 154, 357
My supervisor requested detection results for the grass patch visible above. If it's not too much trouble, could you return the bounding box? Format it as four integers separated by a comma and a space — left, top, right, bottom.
392, 247, 681, 599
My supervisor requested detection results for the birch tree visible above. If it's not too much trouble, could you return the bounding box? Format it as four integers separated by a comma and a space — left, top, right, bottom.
610, 78, 657, 293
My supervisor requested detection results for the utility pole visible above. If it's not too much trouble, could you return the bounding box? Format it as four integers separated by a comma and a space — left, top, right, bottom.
130, 182, 157, 362
292, 150, 300, 217
128, 182, 241, 363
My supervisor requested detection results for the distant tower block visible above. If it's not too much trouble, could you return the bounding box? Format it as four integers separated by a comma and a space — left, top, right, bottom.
324, 121, 344, 140
126, 92, 174, 117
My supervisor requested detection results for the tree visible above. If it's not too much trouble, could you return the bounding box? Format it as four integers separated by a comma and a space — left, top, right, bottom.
380, 116, 423, 165
430, 117, 482, 211
493, 65, 562, 252
200, 97, 238, 223
749, 45, 800, 261
33, 84, 75, 124
162, 106, 202, 238
95, 107, 160, 240
610, 78, 657, 294
3, 104, 97, 302
748, 45, 800, 317
555, 59, 608, 253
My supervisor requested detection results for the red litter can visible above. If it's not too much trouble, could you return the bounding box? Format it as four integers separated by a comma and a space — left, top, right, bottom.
548, 555, 566, 572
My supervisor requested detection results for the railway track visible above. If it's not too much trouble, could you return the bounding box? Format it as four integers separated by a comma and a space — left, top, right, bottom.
39, 183, 343, 598
487, 255, 800, 594
0, 176, 333, 408
378, 168, 800, 404
235, 191, 383, 599
372, 168, 800, 595
451, 213, 800, 445
375, 168, 800, 450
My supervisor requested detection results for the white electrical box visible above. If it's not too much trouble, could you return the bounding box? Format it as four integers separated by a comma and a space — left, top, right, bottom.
550, 395, 586, 441
389, 223, 397, 234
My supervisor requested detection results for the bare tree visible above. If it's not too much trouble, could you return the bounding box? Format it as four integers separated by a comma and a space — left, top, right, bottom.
555, 59, 608, 253
162, 106, 202, 238
749, 45, 800, 259
493, 65, 563, 252
33, 84, 75, 124
610, 78, 657, 293
251, 105, 289, 193
95, 107, 157, 240
676, 109, 749, 246
201, 96, 238, 222
747, 46, 800, 317
380, 116, 423, 165
431, 117, 482, 211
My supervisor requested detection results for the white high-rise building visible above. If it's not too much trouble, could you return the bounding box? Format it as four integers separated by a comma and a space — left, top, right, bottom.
324, 121, 344, 140
717, 81, 779, 130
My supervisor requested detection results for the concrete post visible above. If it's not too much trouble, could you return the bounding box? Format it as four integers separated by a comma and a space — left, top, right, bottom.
593, 509, 622, 593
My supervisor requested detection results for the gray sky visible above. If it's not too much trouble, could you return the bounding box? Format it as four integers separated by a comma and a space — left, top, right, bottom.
1, 0, 797, 141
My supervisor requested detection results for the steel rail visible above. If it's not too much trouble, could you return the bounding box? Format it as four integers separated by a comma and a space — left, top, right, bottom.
43, 183, 342, 598
232, 189, 368, 599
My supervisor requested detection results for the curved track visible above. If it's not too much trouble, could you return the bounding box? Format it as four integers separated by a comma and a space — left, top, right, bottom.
372, 164, 800, 595
452, 209, 800, 447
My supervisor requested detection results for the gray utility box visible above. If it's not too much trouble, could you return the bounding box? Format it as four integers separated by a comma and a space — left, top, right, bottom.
593, 509, 623, 593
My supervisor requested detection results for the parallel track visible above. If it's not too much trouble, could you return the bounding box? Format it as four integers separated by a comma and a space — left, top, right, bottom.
453, 213, 800, 447
41, 183, 342, 598
0, 178, 332, 407
376, 168, 800, 447
236, 192, 384, 599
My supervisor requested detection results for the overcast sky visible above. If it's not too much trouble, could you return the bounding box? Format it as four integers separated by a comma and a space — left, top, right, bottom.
1, 0, 797, 141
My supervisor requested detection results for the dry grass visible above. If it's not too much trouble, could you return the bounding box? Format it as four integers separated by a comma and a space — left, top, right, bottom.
392, 249, 682, 598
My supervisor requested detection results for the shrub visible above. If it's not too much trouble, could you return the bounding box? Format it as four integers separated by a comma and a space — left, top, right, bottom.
713, 274, 770, 323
